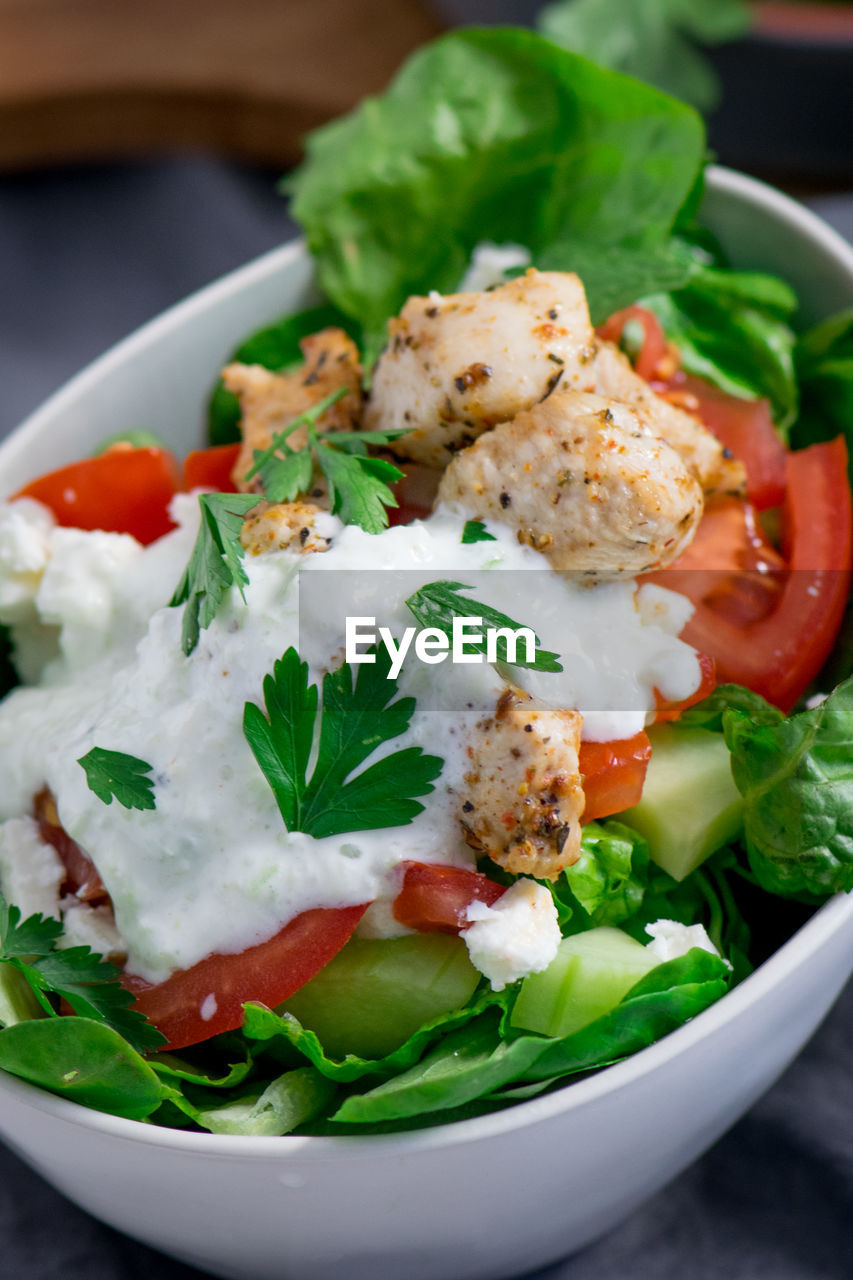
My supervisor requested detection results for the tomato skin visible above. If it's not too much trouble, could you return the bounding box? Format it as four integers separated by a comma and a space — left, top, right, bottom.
672, 438, 851, 712
15, 447, 181, 546
125, 904, 369, 1051
663, 373, 787, 511
183, 443, 241, 493
393, 862, 505, 934
655, 652, 717, 722
579, 733, 652, 822
597, 306, 669, 382
33, 788, 108, 905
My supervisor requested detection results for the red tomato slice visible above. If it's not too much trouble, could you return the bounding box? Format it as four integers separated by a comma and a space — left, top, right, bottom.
597, 305, 670, 382
579, 733, 652, 822
183, 443, 241, 493
125, 904, 369, 1050
392, 862, 505, 934
661, 373, 787, 511
664, 438, 851, 712
655, 652, 717, 722
34, 788, 109, 905
15, 447, 181, 546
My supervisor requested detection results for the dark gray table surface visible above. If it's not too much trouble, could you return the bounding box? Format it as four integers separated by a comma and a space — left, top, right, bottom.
1, 156, 852, 1279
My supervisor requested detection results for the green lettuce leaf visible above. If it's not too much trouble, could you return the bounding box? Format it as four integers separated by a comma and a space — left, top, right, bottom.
538, 0, 750, 112
724, 677, 853, 897
332, 951, 729, 1125
290, 27, 705, 352
792, 306, 853, 476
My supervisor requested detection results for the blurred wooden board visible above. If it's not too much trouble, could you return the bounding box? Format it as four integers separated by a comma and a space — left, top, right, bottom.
0, 0, 443, 170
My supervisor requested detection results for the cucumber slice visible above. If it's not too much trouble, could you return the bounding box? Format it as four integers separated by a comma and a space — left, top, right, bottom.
511, 927, 658, 1039
0, 961, 43, 1027
279, 933, 480, 1060
622, 724, 743, 881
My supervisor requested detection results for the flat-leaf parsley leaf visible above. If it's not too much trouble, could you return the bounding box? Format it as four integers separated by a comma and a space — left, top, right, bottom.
243, 647, 443, 838
0, 892, 165, 1053
78, 748, 157, 811
406, 581, 563, 673
170, 492, 258, 655
461, 519, 497, 544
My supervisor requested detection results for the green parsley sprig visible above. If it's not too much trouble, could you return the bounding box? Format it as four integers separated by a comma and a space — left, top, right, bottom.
78, 747, 157, 811
0, 892, 165, 1053
243, 388, 410, 535
405, 580, 563, 673
170, 492, 258, 656
243, 646, 443, 838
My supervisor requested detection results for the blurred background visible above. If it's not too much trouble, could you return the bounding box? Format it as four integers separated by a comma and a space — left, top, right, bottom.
0, 3, 852, 1279
0, 0, 851, 436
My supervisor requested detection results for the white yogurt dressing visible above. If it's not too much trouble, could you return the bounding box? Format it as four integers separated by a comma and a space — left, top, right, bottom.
0, 497, 700, 984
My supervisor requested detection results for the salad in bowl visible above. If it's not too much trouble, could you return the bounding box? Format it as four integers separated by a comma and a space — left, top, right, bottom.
0, 26, 852, 1155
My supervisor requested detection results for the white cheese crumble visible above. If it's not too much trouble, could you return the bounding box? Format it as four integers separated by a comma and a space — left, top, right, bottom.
58, 901, 125, 959
464, 879, 560, 991
0, 816, 64, 920
645, 918, 720, 963
458, 242, 533, 293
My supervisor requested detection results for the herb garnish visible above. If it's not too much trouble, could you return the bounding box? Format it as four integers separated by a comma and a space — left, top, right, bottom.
244, 387, 409, 535
170, 492, 258, 656
461, 519, 497, 545
0, 893, 165, 1053
78, 748, 157, 811
243, 646, 443, 838
405, 581, 563, 673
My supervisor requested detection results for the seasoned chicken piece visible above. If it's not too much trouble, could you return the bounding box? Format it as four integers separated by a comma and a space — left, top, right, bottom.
224, 328, 363, 495
240, 502, 339, 556
593, 340, 745, 498
438, 390, 703, 578
460, 686, 585, 881
365, 270, 596, 468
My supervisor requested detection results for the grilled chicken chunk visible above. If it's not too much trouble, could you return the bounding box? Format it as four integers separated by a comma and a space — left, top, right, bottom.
240, 502, 338, 556
592, 340, 745, 498
438, 390, 703, 577
365, 270, 596, 468
459, 686, 585, 882
224, 327, 363, 496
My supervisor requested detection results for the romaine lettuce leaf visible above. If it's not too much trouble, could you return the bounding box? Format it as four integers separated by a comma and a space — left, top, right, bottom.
290, 27, 705, 351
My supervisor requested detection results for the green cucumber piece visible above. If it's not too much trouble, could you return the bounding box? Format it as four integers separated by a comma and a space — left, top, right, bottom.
511, 927, 659, 1039
622, 724, 743, 881
0, 961, 43, 1027
280, 933, 480, 1060
92, 430, 166, 455
507, 926, 653, 1044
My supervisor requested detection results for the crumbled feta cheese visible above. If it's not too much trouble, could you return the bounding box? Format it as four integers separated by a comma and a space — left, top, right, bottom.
458, 242, 532, 293
635, 581, 694, 637
0, 499, 55, 621
58, 901, 126, 959
0, 816, 64, 919
645, 918, 720, 963
464, 879, 560, 991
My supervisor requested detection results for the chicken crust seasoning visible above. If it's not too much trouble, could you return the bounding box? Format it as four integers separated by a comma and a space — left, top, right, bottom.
225, 327, 363, 495
460, 686, 585, 882
365, 270, 597, 467
438, 389, 703, 578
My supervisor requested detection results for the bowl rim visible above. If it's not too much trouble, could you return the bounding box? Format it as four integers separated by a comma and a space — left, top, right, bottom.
1, 164, 852, 1161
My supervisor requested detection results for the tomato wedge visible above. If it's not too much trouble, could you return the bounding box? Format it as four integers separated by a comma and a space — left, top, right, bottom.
15, 447, 181, 546
33, 788, 109, 905
393, 862, 504, 934
666, 438, 851, 712
183, 443, 241, 493
597, 305, 670, 382
662, 373, 788, 511
579, 733, 652, 822
125, 904, 369, 1050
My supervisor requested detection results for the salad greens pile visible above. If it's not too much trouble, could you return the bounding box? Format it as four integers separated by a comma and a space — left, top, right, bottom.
1, 24, 852, 1135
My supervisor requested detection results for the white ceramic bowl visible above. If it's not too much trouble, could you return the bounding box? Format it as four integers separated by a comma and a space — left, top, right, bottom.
1, 168, 852, 1280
